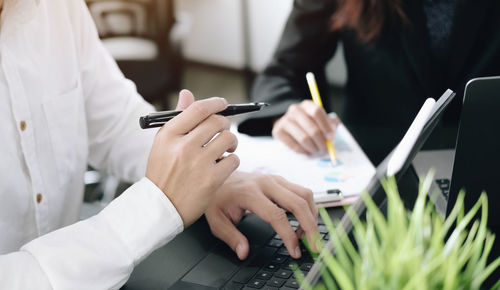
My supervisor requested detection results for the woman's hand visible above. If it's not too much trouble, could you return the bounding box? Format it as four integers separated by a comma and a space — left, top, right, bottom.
272, 100, 340, 155
146, 90, 240, 227
205, 171, 319, 260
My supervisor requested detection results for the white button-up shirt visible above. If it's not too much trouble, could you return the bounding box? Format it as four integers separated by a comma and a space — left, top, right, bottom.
0, 0, 183, 289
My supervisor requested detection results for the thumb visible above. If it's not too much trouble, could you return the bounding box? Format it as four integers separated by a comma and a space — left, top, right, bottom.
207, 211, 249, 260
175, 89, 195, 110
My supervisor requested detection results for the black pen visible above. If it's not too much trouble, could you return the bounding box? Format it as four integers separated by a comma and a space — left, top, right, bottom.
140, 102, 269, 129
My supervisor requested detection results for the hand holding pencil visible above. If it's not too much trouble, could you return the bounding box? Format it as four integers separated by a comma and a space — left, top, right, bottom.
271, 73, 340, 157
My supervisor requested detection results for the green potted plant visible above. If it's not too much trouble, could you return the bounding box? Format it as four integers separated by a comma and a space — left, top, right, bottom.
297, 171, 500, 290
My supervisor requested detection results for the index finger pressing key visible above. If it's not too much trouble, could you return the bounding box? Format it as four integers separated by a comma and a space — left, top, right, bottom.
241, 193, 302, 259
167, 97, 228, 135
264, 183, 319, 252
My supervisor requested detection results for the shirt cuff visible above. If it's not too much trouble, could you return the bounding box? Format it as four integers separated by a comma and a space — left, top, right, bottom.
99, 177, 184, 264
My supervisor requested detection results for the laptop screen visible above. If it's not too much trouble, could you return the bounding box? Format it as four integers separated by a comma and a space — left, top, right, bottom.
447, 76, 500, 241
306, 89, 456, 284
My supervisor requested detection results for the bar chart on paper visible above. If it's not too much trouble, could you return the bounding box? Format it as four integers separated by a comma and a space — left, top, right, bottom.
233, 124, 376, 198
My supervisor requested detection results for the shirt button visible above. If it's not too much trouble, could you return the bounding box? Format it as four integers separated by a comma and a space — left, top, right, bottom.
36, 193, 43, 204
20, 121, 27, 131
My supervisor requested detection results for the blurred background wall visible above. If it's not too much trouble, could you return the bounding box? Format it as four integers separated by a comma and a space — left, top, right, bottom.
176, 0, 292, 71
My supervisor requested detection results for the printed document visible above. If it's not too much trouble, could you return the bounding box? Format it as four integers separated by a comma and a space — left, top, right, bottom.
234, 124, 376, 200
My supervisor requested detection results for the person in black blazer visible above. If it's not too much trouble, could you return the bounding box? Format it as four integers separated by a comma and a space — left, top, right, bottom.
238, 0, 500, 164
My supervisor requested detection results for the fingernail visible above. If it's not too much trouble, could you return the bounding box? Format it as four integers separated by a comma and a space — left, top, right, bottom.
294, 246, 302, 258
218, 97, 228, 105
326, 132, 334, 140
236, 243, 244, 258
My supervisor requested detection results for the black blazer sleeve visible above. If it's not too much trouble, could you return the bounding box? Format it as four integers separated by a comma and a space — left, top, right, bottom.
238, 0, 338, 136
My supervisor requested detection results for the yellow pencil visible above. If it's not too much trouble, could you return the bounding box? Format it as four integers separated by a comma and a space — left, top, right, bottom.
306, 72, 337, 165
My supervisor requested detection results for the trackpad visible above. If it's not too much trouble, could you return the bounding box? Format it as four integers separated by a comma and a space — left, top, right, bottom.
181, 244, 241, 288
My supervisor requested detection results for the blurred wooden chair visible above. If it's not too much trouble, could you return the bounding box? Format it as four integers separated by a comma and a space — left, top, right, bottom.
86, 0, 184, 109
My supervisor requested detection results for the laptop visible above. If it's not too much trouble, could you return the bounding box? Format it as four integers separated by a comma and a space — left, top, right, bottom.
124, 90, 455, 290
447, 76, 500, 227
446, 77, 500, 283
413, 77, 500, 221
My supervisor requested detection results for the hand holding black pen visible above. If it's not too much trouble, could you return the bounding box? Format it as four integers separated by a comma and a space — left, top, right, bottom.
145, 94, 240, 226
140, 102, 269, 129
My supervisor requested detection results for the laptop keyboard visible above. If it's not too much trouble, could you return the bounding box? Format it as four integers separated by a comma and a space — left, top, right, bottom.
435, 178, 451, 200
223, 219, 329, 290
